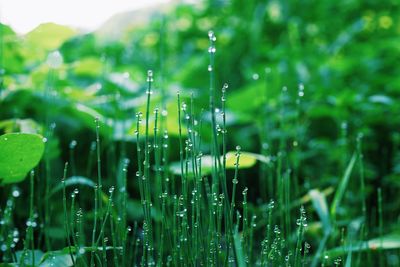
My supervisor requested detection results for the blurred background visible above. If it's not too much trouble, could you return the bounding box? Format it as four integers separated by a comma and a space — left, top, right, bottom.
1, 0, 400, 263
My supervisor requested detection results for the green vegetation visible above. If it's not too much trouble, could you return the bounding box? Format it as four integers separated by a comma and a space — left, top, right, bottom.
1, 0, 400, 266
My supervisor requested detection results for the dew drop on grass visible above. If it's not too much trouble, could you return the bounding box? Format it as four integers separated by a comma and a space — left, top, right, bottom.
109, 186, 115, 194
12, 189, 20, 198
74, 188, 79, 195
147, 70, 154, 82
252, 73, 259, 80
69, 140, 77, 149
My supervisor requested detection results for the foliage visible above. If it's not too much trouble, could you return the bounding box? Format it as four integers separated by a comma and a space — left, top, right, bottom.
0, 0, 400, 266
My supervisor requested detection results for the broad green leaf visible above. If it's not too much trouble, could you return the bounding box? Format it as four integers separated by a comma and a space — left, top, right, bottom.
324, 233, 400, 258
49, 176, 96, 197
15, 250, 44, 266
39, 250, 74, 267
0, 133, 45, 184
330, 153, 357, 219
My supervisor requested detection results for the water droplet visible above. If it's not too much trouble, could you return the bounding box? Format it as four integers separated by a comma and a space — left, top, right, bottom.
208, 30, 216, 42
109, 186, 115, 194
46, 50, 63, 69
208, 65, 213, 72
42, 137, 48, 143
69, 140, 77, 149
252, 73, 259, 80
12, 189, 20, 198
147, 70, 154, 82
74, 188, 79, 194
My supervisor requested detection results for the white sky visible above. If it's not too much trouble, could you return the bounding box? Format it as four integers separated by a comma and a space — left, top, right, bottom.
0, 0, 169, 34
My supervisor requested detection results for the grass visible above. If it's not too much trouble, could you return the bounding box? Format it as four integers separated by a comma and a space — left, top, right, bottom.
0, 30, 399, 267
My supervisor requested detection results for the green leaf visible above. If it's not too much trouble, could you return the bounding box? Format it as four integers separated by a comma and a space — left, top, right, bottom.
226, 151, 269, 168
25, 23, 77, 51
233, 231, 246, 267
126, 200, 162, 222
309, 189, 331, 233
330, 153, 357, 219
324, 233, 400, 258
72, 57, 104, 77
15, 250, 44, 266
169, 151, 268, 176
39, 250, 74, 267
0, 133, 45, 184
49, 176, 96, 197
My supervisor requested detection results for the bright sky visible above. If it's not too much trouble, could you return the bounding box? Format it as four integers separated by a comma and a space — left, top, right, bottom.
0, 0, 169, 34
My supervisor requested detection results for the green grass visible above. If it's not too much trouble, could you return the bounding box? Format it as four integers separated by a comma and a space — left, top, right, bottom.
1, 27, 400, 267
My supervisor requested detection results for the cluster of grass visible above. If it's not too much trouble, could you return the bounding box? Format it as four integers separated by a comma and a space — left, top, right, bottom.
0, 28, 398, 267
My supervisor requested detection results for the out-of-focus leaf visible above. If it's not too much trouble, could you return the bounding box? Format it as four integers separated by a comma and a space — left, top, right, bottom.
324, 233, 400, 258
368, 95, 393, 105
0, 119, 42, 134
169, 151, 268, 176
25, 23, 77, 51
49, 176, 96, 197
309, 189, 331, 232
39, 250, 74, 267
72, 57, 103, 77
126, 200, 161, 221
15, 250, 44, 266
330, 153, 357, 219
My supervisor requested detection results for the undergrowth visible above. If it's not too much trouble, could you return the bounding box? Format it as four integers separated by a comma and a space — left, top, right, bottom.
0, 31, 395, 267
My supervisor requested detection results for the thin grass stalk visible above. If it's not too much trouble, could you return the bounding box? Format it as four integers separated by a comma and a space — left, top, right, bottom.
62, 163, 75, 266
